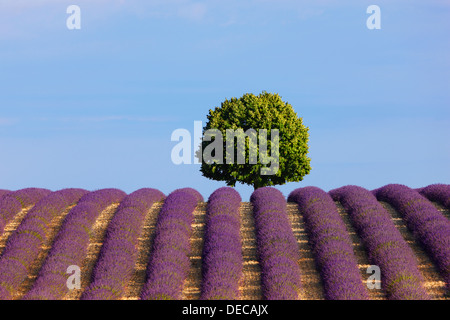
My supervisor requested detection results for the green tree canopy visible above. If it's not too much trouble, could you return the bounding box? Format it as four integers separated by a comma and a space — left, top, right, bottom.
196, 91, 311, 189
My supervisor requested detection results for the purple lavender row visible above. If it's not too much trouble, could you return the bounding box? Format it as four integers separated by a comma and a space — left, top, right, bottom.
373, 184, 450, 294
250, 187, 302, 300
0, 188, 52, 236
0, 188, 88, 299
418, 184, 450, 210
8, 188, 52, 208
81, 188, 165, 300
288, 187, 369, 300
140, 188, 203, 300
200, 187, 242, 300
330, 185, 429, 299
22, 188, 127, 300
0, 190, 10, 199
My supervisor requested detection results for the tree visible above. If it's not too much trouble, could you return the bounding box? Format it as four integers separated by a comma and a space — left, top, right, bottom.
195, 91, 311, 190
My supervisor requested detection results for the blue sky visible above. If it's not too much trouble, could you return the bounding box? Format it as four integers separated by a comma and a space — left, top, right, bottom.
0, 0, 449, 201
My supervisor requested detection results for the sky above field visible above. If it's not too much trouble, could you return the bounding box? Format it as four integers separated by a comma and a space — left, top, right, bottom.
0, 0, 449, 201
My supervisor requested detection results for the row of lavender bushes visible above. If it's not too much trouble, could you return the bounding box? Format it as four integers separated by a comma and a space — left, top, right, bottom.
250, 187, 302, 299
0, 190, 10, 199
418, 184, 450, 210
0, 188, 88, 299
288, 186, 369, 300
81, 188, 165, 300
139, 188, 203, 300
200, 187, 243, 300
22, 189, 127, 300
330, 185, 429, 299
373, 184, 450, 294
0, 188, 51, 236
0, 183, 447, 300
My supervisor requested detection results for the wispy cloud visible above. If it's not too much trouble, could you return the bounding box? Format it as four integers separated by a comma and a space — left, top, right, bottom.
37, 115, 178, 123
0, 118, 18, 126
177, 2, 207, 21
0, 0, 210, 39
1, 0, 449, 14
0, 0, 117, 10
0, 0, 204, 16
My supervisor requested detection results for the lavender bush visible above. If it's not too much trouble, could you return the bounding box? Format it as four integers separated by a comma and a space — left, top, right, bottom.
418, 184, 450, 210
81, 188, 165, 300
0, 188, 88, 299
200, 187, 242, 300
0, 188, 51, 236
0, 196, 21, 236
251, 187, 302, 300
330, 185, 429, 299
140, 188, 203, 300
288, 186, 368, 300
22, 188, 126, 300
9, 188, 52, 208
373, 184, 450, 294
0, 190, 10, 199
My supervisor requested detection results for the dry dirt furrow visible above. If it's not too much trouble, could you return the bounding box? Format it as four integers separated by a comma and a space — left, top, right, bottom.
123, 202, 163, 300
64, 203, 120, 300
14, 204, 77, 300
287, 203, 324, 300
0, 205, 34, 256
431, 201, 450, 220
181, 202, 207, 300
239, 202, 262, 300
335, 202, 385, 300
380, 201, 447, 299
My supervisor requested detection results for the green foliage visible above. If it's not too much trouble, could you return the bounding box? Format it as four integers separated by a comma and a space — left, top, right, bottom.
196, 91, 311, 189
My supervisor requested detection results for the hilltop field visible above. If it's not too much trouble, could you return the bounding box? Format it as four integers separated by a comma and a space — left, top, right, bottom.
0, 184, 448, 300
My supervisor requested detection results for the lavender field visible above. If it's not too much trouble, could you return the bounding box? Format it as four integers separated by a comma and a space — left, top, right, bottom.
0, 184, 448, 300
